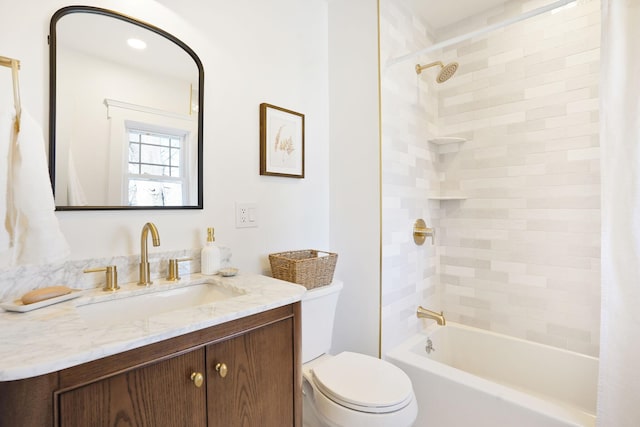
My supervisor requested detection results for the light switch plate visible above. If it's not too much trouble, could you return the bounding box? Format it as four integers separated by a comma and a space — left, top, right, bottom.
235, 202, 258, 228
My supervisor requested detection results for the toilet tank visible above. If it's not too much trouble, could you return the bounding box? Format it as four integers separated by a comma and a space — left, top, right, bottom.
301, 280, 344, 363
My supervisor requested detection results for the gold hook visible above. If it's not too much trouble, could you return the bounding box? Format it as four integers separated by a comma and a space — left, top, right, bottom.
1, 56, 21, 132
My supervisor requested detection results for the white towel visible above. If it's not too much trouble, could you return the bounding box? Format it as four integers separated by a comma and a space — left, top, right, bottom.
67, 148, 87, 206
9, 108, 69, 265
0, 109, 12, 257
0, 111, 13, 252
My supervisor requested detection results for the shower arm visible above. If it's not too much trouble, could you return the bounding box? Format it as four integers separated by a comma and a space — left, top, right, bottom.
415, 61, 443, 74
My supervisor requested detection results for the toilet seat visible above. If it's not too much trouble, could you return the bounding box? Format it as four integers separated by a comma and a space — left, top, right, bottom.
310, 352, 414, 414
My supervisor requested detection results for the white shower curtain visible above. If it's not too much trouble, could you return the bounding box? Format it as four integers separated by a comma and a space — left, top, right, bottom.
598, 1, 640, 426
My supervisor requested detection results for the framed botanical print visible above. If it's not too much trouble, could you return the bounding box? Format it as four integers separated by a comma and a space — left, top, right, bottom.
260, 103, 305, 178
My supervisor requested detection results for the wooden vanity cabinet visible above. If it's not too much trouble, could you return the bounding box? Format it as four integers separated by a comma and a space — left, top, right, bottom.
58, 349, 207, 427
0, 303, 301, 427
207, 317, 295, 426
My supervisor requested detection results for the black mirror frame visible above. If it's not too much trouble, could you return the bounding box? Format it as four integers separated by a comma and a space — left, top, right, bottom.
49, 6, 204, 210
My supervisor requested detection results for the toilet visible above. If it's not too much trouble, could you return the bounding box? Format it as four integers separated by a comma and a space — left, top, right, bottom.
301, 280, 418, 427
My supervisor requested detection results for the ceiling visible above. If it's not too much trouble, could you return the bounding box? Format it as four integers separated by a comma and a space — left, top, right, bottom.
409, 0, 509, 30
56, 11, 198, 82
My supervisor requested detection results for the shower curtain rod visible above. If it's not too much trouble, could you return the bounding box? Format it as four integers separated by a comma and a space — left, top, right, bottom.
386, 0, 576, 67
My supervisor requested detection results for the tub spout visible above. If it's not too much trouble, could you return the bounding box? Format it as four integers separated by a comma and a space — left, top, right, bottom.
417, 306, 446, 326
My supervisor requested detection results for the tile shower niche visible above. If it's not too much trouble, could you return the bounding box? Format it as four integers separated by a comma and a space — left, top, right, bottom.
427, 136, 467, 201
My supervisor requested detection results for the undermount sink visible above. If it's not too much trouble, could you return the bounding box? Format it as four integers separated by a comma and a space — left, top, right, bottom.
76, 281, 245, 325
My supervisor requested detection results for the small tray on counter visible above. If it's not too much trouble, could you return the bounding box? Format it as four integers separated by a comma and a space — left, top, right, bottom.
218, 267, 239, 277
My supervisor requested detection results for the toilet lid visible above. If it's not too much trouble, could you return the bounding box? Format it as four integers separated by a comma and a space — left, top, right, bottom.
310, 352, 414, 414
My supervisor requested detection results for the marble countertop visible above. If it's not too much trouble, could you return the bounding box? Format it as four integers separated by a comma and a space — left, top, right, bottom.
0, 273, 306, 381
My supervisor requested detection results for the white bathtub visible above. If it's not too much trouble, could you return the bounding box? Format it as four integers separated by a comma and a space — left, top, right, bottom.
386, 322, 598, 427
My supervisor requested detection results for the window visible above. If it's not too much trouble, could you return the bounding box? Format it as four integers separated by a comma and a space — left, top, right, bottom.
127, 127, 187, 206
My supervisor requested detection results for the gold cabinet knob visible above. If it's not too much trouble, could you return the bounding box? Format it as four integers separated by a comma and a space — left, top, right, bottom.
215, 362, 228, 378
190, 372, 204, 387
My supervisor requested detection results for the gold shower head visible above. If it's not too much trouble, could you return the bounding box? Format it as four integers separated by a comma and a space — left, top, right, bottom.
415, 61, 459, 83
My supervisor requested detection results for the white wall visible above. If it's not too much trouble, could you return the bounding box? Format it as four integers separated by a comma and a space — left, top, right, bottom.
327, 0, 381, 357
0, 0, 330, 274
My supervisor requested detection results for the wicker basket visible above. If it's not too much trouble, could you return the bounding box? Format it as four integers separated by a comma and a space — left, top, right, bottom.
269, 250, 338, 289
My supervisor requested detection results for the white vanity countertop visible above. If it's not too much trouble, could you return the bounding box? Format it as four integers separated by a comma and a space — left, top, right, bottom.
0, 274, 306, 381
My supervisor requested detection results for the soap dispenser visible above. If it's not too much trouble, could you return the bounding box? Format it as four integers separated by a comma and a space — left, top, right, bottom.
201, 227, 221, 275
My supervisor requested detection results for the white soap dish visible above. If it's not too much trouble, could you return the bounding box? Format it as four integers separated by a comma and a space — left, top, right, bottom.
0, 289, 85, 313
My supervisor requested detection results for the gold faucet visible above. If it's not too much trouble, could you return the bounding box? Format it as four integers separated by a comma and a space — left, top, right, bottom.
417, 306, 446, 326
138, 222, 160, 286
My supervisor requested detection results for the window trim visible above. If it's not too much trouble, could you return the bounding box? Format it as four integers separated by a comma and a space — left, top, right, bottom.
125, 122, 190, 207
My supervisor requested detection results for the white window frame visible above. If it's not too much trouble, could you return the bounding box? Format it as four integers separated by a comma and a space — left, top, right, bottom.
124, 121, 190, 206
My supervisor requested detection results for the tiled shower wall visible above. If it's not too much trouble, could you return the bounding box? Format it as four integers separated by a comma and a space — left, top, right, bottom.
380, 0, 441, 354
381, 0, 601, 357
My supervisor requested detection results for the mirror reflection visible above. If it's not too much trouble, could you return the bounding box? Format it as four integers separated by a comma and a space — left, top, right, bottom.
49, 6, 203, 210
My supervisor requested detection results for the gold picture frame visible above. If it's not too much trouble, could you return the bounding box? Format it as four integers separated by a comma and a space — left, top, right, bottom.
260, 103, 305, 178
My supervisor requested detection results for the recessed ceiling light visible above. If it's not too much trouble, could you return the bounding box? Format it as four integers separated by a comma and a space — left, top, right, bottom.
127, 38, 147, 50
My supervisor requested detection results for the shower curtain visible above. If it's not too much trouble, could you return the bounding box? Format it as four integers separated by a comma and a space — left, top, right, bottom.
598, 1, 640, 425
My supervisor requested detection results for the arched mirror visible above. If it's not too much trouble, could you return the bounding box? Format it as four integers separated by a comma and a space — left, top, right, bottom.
49, 6, 203, 210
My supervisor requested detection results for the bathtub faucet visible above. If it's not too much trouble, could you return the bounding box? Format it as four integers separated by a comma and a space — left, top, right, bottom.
417, 306, 446, 326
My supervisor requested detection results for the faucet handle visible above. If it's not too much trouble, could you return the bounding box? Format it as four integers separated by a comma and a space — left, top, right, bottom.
84, 265, 119, 292
167, 258, 192, 281
413, 219, 435, 246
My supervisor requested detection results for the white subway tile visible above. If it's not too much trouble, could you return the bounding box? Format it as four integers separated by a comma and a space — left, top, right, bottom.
547, 112, 593, 130
491, 260, 528, 275
488, 48, 524, 66
567, 97, 599, 113
510, 274, 548, 288
524, 81, 566, 99
508, 164, 547, 176
526, 104, 567, 121
567, 146, 600, 161
445, 283, 476, 297
442, 265, 476, 278
566, 48, 600, 67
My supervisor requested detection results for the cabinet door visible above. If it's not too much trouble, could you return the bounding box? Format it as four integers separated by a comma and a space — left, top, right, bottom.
59, 348, 206, 427
207, 318, 294, 427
